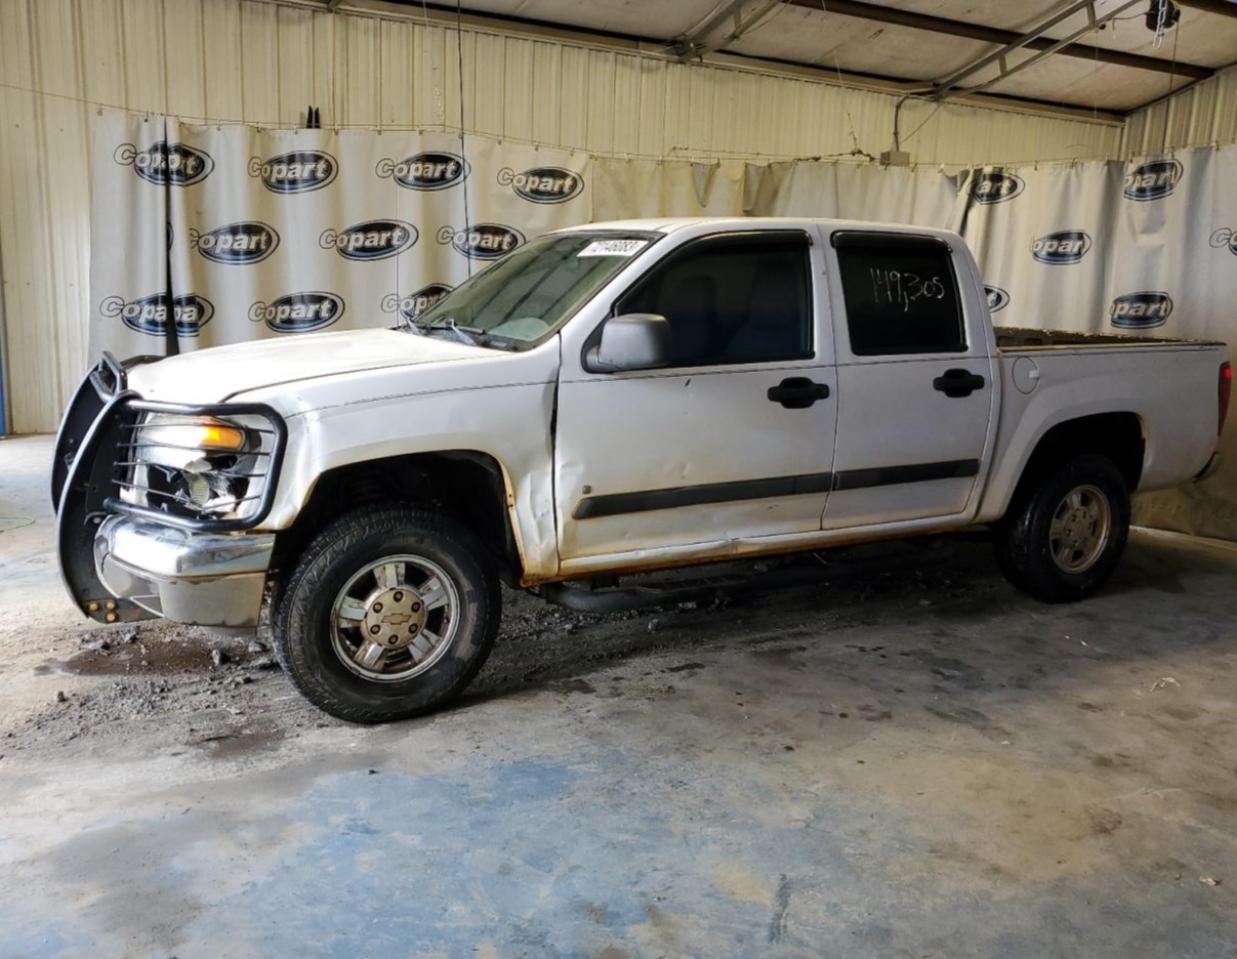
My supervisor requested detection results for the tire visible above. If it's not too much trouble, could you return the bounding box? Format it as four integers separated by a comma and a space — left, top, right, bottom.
993, 454, 1130, 604
273, 504, 501, 723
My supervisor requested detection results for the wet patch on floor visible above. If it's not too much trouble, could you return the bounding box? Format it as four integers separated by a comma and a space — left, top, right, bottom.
192, 721, 286, 760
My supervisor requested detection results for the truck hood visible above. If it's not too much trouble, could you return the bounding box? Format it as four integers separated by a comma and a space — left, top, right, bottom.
127, 329, 488, 404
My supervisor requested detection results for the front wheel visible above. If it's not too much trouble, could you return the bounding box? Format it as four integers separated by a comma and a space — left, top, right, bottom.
994, 454, 1130, 603
274, 505, 500, 722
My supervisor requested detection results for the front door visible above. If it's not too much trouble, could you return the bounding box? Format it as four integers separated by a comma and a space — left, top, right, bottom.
821, 229, 996, 529
554, 230, 837, 566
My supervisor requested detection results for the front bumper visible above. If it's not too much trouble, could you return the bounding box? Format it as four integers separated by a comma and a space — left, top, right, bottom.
53, 354, 284, 628
94, 516, 274, 627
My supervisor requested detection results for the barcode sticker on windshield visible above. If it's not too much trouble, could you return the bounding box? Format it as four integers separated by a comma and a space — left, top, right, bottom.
578, 239, 648, 258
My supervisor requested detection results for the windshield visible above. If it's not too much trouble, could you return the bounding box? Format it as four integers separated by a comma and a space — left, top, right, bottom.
411, 231, 658, 349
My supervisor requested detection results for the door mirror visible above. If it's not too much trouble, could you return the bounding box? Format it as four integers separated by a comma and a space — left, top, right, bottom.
584, 314, 673, 373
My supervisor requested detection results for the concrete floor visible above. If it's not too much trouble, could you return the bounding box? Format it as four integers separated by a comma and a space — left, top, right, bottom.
2, 433, 1236, 959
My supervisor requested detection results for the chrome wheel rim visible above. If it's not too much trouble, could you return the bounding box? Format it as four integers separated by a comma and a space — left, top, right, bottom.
330, 554, 460, 682
1048, 484, 1112, 574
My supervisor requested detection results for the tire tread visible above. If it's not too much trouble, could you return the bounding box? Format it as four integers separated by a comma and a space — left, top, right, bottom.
273, 503, 499, 723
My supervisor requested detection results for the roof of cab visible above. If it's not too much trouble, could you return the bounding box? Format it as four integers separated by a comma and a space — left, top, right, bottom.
555, 216, 958, 238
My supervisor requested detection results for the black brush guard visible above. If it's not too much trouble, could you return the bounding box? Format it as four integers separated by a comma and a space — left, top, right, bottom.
52, 354, 285, 624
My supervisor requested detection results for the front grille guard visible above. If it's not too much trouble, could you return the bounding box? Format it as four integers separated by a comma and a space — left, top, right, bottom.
52, 351, 139, 513
104, 399, 288, 533
54, 354, 287, 622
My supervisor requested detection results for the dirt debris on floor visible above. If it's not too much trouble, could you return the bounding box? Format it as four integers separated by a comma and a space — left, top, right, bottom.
4, 538, 987, 757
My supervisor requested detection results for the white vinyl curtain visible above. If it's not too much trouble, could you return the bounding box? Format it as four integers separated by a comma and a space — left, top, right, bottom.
90, 110, 1235, 539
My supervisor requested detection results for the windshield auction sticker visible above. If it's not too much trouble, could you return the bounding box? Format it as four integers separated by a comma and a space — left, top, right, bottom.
578, 239, 648, 258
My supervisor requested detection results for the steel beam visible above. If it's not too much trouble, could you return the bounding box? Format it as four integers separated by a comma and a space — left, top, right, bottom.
934, 0, 1098, 94
782, 0, 1212, 80
674, 0, 784, 60
1177, 0, 1237, 18
935, 0, 1151, 100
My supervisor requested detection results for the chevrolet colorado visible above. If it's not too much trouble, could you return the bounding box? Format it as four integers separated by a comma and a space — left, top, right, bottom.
54, 218, 1230, 722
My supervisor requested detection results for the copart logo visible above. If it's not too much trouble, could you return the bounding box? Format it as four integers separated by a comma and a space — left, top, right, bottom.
971, 171, 1024, 205
375, 152, 469, 190
1123, 159, 1182, 201
248, 292, 344, 333
1031, 230, 1092, 265
1209, 227, 1237, 256
190, 222, 279, 265
113, 141, 214, 186
247, 150, 337, 193
100, 293, 214, 337
497, 166, 584, 203
437, 223, 525, 260
319, 220, 417, 261
984, 285, 1010, 313
381, 284, 454, 323
1110, 291, 1173, 329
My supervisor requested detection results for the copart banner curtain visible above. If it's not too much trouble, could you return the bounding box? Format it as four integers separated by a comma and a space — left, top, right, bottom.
91, 110, 961, 357
92, 112, 590, 352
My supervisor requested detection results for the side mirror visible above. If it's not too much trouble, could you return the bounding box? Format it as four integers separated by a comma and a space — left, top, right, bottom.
584, 313, 673, 373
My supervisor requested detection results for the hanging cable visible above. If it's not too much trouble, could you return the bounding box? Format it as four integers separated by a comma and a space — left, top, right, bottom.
455, 0, 473, 279
1160, 10, 1181, 154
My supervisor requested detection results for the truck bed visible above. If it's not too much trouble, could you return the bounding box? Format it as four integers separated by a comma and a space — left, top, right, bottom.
996, 326, 1223, 351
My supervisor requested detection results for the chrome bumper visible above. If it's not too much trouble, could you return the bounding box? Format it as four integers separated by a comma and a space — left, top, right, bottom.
94, 515, 275, 627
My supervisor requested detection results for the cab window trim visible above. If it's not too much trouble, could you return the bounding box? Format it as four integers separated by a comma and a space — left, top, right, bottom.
831, 230, 968, 358
583, 230, 817, 372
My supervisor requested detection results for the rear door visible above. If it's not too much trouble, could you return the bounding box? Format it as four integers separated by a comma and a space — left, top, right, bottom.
821, 230, 997, 529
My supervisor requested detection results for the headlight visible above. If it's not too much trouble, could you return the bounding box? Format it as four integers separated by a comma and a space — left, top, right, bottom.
140, 418, 249, 453
118, 410, 279, 524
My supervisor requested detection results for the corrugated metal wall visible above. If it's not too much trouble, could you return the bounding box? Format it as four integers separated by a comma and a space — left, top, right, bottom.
0, 0, 1128, 432
1123, 64, 1237, 158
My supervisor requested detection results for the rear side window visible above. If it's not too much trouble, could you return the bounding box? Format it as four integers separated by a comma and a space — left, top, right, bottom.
616, 232, 812, 367
834, 232, 965, 356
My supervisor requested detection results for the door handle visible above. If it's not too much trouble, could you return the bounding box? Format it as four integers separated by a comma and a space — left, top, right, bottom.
767, 376, 831, 409
933, 368, 986, 398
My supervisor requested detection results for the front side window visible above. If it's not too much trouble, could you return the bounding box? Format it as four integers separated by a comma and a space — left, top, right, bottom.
615, 232, 813, 367
414, 232, 658, 349
834, 232, 965, 356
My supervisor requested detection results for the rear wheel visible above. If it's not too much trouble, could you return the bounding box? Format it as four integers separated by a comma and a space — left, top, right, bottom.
274, 504, 500, 722
994, 454, 1130, 603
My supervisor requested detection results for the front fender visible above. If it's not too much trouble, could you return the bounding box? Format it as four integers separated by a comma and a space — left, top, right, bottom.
255, 381, 562, 582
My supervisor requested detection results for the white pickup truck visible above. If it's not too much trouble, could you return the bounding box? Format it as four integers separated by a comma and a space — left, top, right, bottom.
54, 218, 1230, 722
